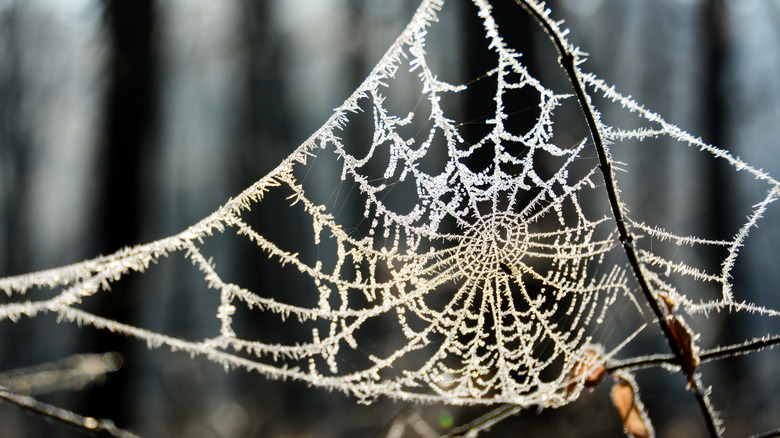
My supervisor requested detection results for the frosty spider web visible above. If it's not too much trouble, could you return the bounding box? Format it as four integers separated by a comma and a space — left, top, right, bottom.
2, 0, 780, 434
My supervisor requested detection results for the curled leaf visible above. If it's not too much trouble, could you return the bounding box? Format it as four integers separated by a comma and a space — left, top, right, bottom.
657, 292, 676, 314
668, 315, 699, 390
566, 345, 606, 395
611, 373, 654, 438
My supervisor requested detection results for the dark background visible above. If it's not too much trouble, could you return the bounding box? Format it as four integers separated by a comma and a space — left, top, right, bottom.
1, 0, 779, 436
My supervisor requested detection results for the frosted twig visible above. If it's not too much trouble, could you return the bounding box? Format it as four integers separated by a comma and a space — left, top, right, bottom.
443, 404, 521, 438
606, 333, 780, 372
0, 385, 138, 438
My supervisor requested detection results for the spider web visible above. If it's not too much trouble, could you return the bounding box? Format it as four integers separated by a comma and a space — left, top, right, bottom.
1, 0, 779, 419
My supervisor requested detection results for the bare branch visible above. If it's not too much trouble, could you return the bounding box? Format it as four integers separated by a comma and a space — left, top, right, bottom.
0, 385, 139, 438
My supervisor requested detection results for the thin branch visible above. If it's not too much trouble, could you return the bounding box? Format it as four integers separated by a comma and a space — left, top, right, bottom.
751, 427, 780, 438
0, 385, 138, 438
606, 354, 676, 373
444, 405, 521, 437
700, 334, 780, 362
512, 1, 720, 435
607, 333, 780, 373
376, 407, 438, 438
0, 352, 122, 395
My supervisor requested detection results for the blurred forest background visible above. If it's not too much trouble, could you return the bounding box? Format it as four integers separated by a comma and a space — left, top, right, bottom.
1, 0, 780, 437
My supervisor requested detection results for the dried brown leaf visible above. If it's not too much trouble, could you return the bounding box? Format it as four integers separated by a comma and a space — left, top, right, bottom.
668, 315, 699, 389
611, 374, 654, 438
566, 345, 606, 395
657, 292, 676, 314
